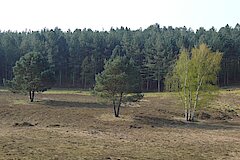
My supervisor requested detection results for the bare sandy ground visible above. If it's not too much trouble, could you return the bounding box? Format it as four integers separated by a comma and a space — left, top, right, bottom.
0, 91, 239, 160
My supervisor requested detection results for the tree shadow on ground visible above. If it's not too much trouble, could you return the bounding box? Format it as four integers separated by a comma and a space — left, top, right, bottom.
134, 115, 240, 130
39, 99, 109, 108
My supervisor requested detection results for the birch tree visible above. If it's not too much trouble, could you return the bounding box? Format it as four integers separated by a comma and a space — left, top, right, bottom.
167, 44, 222, 121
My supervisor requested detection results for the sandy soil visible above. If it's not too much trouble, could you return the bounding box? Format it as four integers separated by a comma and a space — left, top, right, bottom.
0, 90, 239, 160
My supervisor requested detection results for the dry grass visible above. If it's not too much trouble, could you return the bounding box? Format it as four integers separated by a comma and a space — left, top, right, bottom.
144, 91, 178, 98
97, 113, 134, 122
0, 88, 239, 159
12, 99, 29, 105
208, 88, 240, 118
43, 88, 91, 96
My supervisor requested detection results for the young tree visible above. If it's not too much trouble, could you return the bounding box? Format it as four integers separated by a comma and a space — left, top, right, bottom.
95, 55, 142, 117
167, 44, 222, 121
165, 49, 191, 120
7, 52, 55, 102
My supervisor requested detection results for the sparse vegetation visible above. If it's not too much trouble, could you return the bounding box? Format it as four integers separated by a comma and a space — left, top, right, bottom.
0, 88, 239, 159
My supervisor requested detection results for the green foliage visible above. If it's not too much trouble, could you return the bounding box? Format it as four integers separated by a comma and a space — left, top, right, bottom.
95, 55, 142, 117
123, 93, 144, 103
7, 52, 55, 101
81, 56, 96, 88
167, 44, 223, 121
0, 24, 240, 89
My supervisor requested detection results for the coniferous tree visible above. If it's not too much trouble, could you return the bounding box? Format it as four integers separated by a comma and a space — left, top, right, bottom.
1, 24, 240, 89
95, 55, 142, 117
7, 52, 55, 102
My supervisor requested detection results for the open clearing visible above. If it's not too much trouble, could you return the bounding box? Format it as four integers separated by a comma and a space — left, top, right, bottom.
0, 89, 239, 160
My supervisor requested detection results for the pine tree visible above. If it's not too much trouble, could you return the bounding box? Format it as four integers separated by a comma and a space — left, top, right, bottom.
95, 55, 142, 117
7, 52, 55, 102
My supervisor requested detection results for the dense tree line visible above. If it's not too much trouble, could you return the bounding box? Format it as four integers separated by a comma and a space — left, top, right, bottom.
0, 24, 240, 90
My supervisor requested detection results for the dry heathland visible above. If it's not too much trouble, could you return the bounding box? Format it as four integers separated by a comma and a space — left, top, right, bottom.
0, 88, 239, 160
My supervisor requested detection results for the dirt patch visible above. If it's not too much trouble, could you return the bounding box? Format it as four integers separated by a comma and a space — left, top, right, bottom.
97, 113, 134, 122
198, 111, 212, 119
46, 124, 61, 128
129, 124, 142, 129
13, 122, 36, 127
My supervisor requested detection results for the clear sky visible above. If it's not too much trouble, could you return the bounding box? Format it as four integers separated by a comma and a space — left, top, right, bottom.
0, 0, 239, 32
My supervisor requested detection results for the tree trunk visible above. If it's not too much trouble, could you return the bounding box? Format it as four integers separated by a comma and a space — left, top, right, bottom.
187, 89, 192, 121
72, 72, 75, 86
184, 66, 188, 121
223, 61, 227, 86
224, 71, 226, 86
185, 108, 189, 121
234, 62, 237, 82
157, 77, 161, 92
32, 91, 35, 102
81, 74, 84, 88
116, 92, 123, 117
114, 106, 118, 117
188, 107, 192, 121
238, 58, 240, 82
30, 91, 35, 102
113, 98, 118, 117
185, 106, 190, 121
116, 106, 120, 117
191, 78, 203, 121
84, 76, 87, 89
146, 79, 149, 91
226, 71, 229, 85
29, 91, 32, 101
5, 65, 8, 80
59, 70, 62, 86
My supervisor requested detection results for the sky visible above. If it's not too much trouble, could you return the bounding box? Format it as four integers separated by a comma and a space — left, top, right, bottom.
0, 0, 239, 32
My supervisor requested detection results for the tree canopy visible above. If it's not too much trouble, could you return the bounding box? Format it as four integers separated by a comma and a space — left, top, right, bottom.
95, 55, 142, 117
7, 52, 55, 102
0, 24, 239, 91
166, 44, 222, 121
